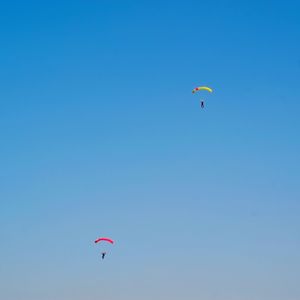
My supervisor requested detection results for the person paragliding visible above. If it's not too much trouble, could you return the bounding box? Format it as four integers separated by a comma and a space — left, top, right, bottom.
192, 86, 213, 109
94, 237, 114, 261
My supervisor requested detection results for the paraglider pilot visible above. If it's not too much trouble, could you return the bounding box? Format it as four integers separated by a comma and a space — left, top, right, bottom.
192, 86, 212, 109
101, 252, 106, 259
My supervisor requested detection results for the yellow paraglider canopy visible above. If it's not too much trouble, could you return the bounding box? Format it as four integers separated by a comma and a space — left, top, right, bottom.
192, 86, 213, 93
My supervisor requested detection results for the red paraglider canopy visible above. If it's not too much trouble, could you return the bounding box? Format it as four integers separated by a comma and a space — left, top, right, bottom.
94, 237, 114, 244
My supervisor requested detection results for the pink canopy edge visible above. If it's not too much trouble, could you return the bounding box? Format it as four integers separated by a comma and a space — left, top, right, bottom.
94, 237, 114, 244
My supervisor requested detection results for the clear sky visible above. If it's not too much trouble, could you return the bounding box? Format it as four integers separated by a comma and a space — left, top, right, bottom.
1, 1, 300, 299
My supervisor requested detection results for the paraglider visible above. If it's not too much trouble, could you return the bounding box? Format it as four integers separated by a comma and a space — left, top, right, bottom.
94, 237, 114, 260
192, 86, 213, 93
192, 86, 213, 108
94, 237, 114, 244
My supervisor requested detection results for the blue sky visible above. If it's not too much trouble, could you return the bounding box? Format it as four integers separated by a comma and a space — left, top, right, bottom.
1, 1, 300, 299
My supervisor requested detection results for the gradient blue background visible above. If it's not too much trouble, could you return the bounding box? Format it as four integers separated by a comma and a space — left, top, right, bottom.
1, 1, 300, 299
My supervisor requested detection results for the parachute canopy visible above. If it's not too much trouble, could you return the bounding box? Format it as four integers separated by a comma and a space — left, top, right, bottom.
94, 237, 114, 244
192, 86, 213, 93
